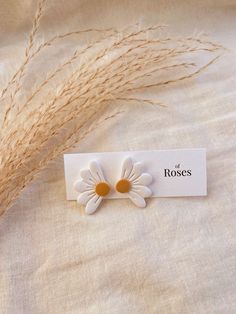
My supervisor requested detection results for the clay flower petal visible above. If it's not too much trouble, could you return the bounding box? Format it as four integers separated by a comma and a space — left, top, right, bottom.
85, 195, 103, 215
121, 157, 133, 178
74, 180, 92, 193
129, 162, 143, 180
128, 191, 146, 208
132, 185, 152, 198
133, 173, 152, 186
89, 161, 105, 182
80, 169, 96, 184
77, 190, 94, 205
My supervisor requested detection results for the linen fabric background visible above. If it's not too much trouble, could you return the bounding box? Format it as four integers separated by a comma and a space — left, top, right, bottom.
0, 0, 236, 313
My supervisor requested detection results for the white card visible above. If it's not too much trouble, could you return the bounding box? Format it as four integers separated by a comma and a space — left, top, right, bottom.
64, 149, 207, 200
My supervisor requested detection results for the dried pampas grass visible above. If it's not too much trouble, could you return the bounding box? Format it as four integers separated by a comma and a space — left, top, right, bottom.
0, 0, 222, 216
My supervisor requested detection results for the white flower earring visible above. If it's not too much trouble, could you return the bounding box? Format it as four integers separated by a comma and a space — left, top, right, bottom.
115, 157, 152, 208
74, 161, 111, 214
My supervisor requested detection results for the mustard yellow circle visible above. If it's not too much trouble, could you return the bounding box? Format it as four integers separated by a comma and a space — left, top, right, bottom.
116, 179, 131, 193
95, 182, 110, 197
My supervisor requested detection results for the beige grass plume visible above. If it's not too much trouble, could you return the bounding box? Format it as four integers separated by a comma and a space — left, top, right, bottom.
0, 0, 222, 216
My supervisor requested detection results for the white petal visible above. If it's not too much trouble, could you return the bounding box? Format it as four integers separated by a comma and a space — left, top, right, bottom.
121, 157, 133, 178
129, 162, 143, 180
133, 173, 152, 186
85, 195, 102, 215
132, 185, 152, 198
80, 169, 96, 184
128, 191, 146, 208
74, 180, 92, 193
89, 160, 105, 182
77, 190, 95, 205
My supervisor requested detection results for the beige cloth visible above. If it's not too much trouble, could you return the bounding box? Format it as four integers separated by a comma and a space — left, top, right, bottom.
0, 0, 236, 313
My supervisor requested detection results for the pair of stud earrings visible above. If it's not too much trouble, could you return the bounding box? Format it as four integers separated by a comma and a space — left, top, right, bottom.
74, 157, 153, 214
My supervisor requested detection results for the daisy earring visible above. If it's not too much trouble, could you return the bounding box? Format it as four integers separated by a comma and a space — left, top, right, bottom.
74, 161, 111, 215
115, 157, 153, 208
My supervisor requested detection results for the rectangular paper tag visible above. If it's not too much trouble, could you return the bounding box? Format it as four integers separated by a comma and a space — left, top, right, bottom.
64, 148, 207, 200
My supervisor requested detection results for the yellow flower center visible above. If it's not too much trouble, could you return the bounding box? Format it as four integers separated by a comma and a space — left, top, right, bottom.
95, 182, 110, 197
116, 179, 131, 193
